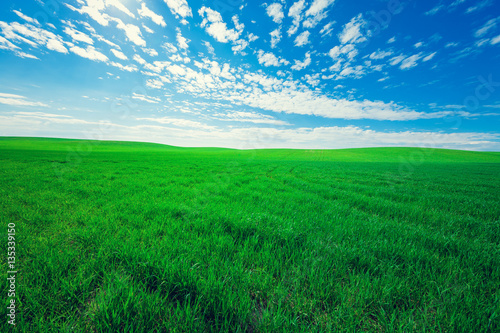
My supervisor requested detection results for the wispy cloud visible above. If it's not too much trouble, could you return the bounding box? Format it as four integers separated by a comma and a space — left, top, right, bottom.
0, 93, 48, 107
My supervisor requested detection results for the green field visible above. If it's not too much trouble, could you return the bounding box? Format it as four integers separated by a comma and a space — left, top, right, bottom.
1, 137, 499, 332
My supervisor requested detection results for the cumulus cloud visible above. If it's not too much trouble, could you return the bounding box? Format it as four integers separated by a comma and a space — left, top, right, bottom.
64, 1, 111, 26
266, 3, 285, 24
142, 48, 159, 57
176, 28, 189, 49
199, 7, 242, 43
270, 28, 282, 48
109, 61, 138, 72
291, 52, 312, 70
108, 17, 146, 47
138, 2, 166, 27
338, 14, 367, 44
303, 0, 336, 28
294, 30, 310, 46
164, 0, 192, 19
257, 50, 288, 67
287, 0, 306, 36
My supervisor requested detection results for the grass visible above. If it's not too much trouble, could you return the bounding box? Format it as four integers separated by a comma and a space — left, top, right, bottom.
0, 137, 499, 332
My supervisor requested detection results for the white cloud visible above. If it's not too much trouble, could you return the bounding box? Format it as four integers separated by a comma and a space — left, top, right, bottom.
15, 51, 39, 59
46, 39, 68, 53
270, 28, 282, 48
0, 21, 57, 47
0, 21, 70, 56
0, 36, 20, 51
266, 3, 285, 24
176, 28, 189, 49
109, 17, 146, 47
257, 50, 287, 67
0, 93, 48, 107
414, 42, 424, 48
10, 116, 498, 150
491, 35, 500, 45
291, 52, 312, 70
137, 116, 216, 130
425, 5, 444, 16
232, 39, 249, 55
474, 17, 499, 38
133, 54, 147, 65
138, 3, 166, 27
142, 48, 158, 57
400, 54, 422, 70
169, 54, 191, 63
422, 52, 437, 62
369, 49, 393, 60
203, 41, 215, 56
287, 0, 306, 36
64, 27, 94, 45
70, 45, 109, 62
109, 62, 138, 72
199, 7, 242, 43
132, 93, 161, 104
303, 0, 336, 28
466, 0, 493, 14
389, 54, 406, 66
328, 44, 358, 63
162, 42, 178, 53
320, 21, 335, 37
294, 30, 310, 47
111, 48, 128, 60
146, 79, 164, 89
304, 73, 320, 86
214, 111, 289, 125
163, 0, 192, 19
338, 14, 367, 44
142, 24, 154, 34
387, 36, 396, 44
64, 1, 111, 26
13, 10, 39, 25
106, 0, 135, 18
232, 16, 245, 32
248, 33, 259, 42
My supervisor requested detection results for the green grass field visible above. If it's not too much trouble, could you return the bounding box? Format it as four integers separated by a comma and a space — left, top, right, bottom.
1, 137, 499, 332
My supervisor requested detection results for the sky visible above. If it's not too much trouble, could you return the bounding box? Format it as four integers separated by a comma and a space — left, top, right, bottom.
0, 0, 499, 150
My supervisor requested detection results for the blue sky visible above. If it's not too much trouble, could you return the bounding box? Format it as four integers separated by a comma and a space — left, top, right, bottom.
0, 0, 499, 150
